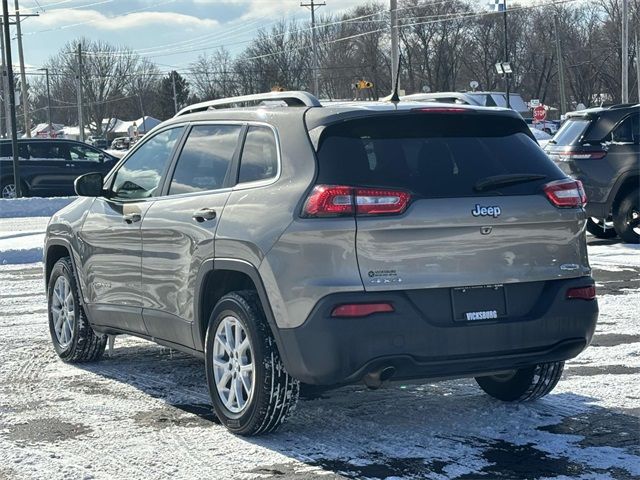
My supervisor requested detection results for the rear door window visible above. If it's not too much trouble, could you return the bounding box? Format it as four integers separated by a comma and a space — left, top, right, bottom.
316, 113, 564, 198
552, 118, 591, 146
169, 124, 242, 195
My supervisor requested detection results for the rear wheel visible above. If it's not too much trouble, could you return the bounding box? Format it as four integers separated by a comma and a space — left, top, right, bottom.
48, 257, 106, 362
1, 178, 28, 199
586, 217, 617, 239
475, 362, 564, 402
613, 188, 640, 244
205, 290, 299, 436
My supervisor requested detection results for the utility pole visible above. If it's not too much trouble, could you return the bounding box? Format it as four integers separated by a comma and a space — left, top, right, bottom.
301, 0, 325, 98
2, 0, 22, 197
14, 0, 30, 137
636, 34, 640, 103
390, 0, 399, 95
76, 43, 85, 142
554, 16, 568, 115
0, 17, 10, 138
503, 0, 511, 109
622, 0, 629, 103
171, 72, 178, 114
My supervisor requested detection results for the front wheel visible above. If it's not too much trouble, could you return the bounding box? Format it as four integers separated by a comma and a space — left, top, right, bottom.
475, 362, 564, 402
205, 291, 299, 436
613, 188, 640, 244
48, 257, 106, 362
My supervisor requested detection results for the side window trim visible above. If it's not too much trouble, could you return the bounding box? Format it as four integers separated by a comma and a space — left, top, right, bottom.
159, 122, 247, 197
104, 125, 187, 203
234, 123, 282, 190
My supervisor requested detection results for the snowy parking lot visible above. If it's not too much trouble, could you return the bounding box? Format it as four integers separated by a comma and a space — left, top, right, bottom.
0, 209, 639, 480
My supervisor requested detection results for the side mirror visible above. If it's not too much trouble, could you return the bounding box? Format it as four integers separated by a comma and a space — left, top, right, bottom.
75, 172, 104, 197
98, 153, 105, 163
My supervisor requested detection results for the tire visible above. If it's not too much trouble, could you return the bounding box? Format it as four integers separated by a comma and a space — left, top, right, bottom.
0, 178, 29, 198
205, 290, 299, 436
613, 187, 640, 244
47, 257, 107, 362
475, 361, 564, 402
586, 217, 617, 239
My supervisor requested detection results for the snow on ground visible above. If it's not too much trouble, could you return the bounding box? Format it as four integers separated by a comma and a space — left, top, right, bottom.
0, 211, 638, 479
0, 196, 75, 219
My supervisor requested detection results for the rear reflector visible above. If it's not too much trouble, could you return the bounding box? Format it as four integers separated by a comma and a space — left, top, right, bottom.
331, 302, 395, 318
543, 179, 587, 208
566, 286, 596, 300
302, 185, 411, 217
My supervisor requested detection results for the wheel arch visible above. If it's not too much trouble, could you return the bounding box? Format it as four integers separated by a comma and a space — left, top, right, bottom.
44, 240, 82, 299
194, 258, 287, 358
608, 171, 640, 212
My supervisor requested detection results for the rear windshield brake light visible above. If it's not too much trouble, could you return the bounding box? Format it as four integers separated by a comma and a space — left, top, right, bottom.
302, 185, 410, 217
411, 107, 473, 113
543, 179, 587, 208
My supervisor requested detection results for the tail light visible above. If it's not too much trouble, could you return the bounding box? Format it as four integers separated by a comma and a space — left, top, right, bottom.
555, 150, 607, 161
566, 285, 596, 300
543, 179, 587, 208
331, 302, 395, 318
302, 185, 411, 217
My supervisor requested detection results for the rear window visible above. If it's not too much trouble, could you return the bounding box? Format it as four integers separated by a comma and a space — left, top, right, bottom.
316, 114, 564, 198
552, 118, 591, 146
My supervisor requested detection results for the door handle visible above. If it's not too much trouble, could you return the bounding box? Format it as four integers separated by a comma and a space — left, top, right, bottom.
193, 208, 217, 222
123, 213, 141, 224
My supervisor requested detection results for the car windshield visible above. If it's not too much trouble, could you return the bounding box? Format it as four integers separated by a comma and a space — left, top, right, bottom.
552, 118, 591, 146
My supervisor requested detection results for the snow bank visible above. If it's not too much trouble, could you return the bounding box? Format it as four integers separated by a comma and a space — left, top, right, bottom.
0, 217, 48, 265
589, 242, 640, 267
0, 196, 76, 219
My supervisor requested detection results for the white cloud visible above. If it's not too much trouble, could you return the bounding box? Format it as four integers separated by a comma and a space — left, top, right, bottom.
31, 8, 219, 31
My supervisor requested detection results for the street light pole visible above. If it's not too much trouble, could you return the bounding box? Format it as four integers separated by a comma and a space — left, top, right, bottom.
2, 0, 22, 197
14, 0, 30, 138
621, 0, 629, 103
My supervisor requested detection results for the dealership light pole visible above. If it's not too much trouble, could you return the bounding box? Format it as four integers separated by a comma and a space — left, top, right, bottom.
2, 0, 22, 197
621, 0, 629, 103
390, 0, 399, 96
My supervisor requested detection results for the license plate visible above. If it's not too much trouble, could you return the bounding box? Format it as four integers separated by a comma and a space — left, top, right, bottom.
451, 284, 507, 321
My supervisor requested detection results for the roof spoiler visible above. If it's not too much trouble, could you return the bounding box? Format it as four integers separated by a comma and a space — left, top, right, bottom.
175, 91, 322, 117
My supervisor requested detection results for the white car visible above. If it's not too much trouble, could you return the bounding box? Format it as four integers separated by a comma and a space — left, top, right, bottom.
529, 126, 553, 148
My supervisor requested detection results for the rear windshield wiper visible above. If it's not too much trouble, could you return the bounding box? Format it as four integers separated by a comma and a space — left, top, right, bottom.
474, 174, 547, 192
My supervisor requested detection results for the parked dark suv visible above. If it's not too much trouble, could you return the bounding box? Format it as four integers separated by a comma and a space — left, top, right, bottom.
44, 92, 598, 436
545, 104, 640, 243
0, 138, 117, 198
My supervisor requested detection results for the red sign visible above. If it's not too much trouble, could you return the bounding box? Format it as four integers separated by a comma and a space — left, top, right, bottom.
533, 105, 547, 122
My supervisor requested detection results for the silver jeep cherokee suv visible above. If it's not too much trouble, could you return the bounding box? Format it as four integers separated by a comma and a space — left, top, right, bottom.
44, 91, 598, 435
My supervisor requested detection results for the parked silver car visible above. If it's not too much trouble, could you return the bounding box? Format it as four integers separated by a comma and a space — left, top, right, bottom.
44, 91, 598, 435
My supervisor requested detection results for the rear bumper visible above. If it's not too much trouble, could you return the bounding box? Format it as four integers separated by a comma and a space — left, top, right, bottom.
277, 277, 598, 385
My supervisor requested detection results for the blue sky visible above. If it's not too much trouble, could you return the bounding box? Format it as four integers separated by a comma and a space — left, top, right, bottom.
16, 0, 364, 71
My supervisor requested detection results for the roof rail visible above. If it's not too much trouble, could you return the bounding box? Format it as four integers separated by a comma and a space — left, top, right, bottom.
608, 103, 640, 110
175, 91, 321, 117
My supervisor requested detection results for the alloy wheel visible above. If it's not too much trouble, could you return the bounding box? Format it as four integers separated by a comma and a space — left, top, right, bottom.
1, 183, 16, 199
51, 276, 75, 348
212, 315, 255, 414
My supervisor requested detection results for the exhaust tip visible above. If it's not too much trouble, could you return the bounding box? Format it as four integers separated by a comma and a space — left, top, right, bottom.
363, 366, 396, 389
